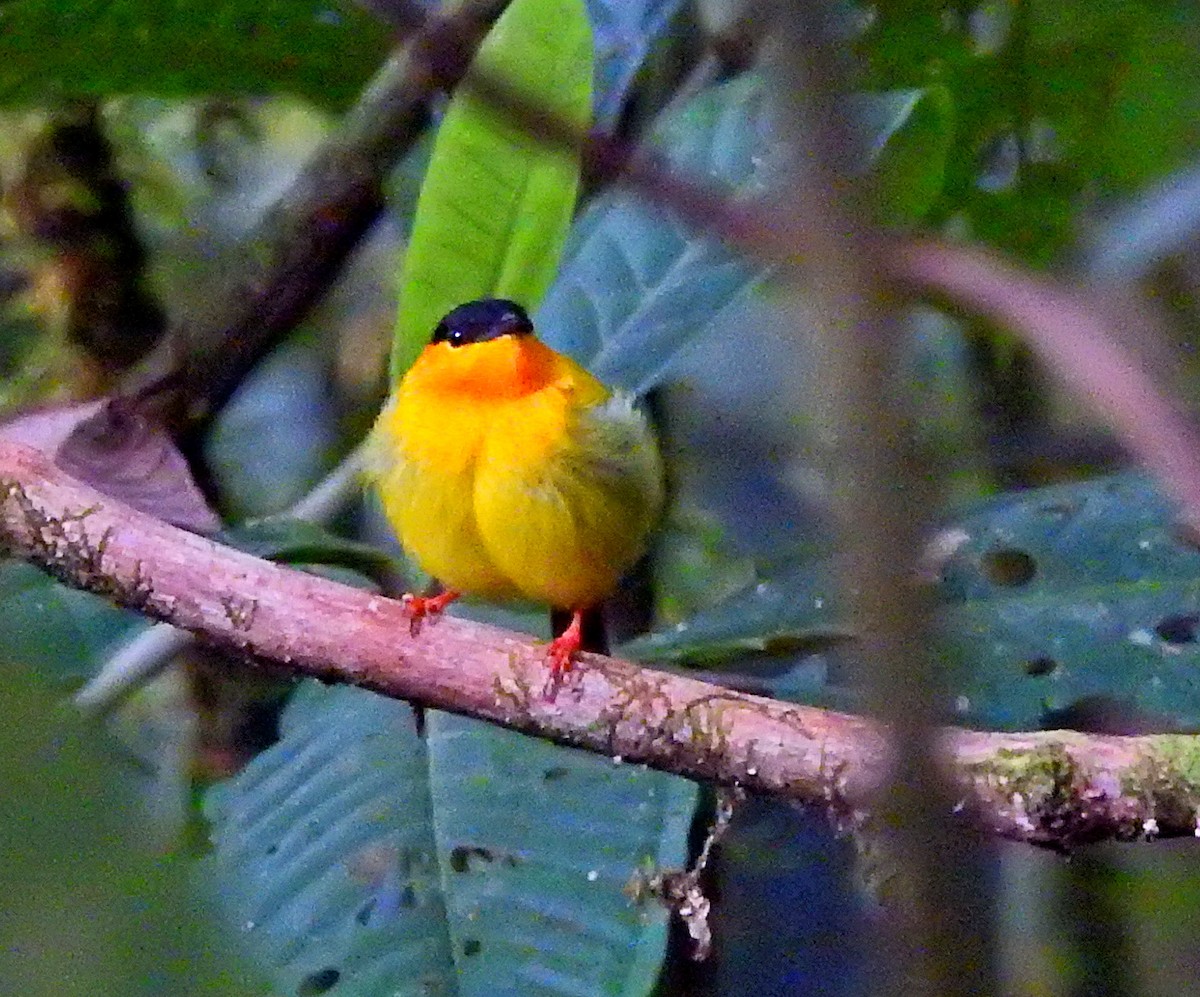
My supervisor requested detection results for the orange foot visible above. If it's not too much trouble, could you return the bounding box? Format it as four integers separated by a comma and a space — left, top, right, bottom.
401, 589, 461, 636
543, 609, 585, 699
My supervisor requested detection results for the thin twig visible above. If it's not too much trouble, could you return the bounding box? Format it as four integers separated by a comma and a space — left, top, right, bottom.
74, 623, 192, 715
2, 439, 1199, 848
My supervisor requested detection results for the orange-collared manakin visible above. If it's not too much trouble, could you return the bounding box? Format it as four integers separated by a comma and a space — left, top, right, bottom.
369, 298, 663, 684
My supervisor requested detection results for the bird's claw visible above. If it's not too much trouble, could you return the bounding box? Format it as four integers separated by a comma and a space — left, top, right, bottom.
542, 629, 583, 700
401, 590, 460, 637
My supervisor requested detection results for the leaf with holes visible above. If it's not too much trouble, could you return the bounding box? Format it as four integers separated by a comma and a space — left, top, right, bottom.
390, 0, 593, 379
425, 712, 696, 992
205, 684, 455, 997
624, 474, 1200, 730
205, 682, 698, 996
935, 473, 1200, 729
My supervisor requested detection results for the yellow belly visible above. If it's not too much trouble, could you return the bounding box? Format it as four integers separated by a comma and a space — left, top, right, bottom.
370, 376, 661, 610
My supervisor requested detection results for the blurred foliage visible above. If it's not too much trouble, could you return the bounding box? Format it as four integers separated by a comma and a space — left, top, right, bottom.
0, 662, 257, 996
3, 0, 1200, 994
0, 0, 391, 109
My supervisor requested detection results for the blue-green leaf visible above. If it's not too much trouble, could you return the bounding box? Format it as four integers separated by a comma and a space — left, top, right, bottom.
205, 684, 457, 997
585, 0, 686, 128
537, 73, 775, 392
625, 474, 1200, 730
206, 682, 699, 996
621, 564, 846, 665
426, 712, 696, 994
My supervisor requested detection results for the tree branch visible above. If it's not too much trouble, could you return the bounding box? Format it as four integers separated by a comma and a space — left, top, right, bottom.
134, 1, 510, 423
4, 438, 1200, 848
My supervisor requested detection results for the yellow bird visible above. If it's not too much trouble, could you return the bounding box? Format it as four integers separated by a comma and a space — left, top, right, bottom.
369, 298, 664, 683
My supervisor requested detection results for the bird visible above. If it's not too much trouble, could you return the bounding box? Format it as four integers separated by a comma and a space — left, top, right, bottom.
368, 297, 664, 688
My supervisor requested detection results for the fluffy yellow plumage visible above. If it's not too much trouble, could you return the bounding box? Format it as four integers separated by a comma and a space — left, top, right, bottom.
368, 299, 663, 676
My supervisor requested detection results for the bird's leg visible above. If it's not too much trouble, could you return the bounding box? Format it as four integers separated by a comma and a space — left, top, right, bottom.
544, 608, 585, 697
401, 588, 461, 636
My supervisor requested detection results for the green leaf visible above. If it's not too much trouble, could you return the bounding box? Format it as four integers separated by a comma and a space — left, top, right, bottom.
0, 0, 389, 108
620, 564, 847, 666
856, 86, 954, 222
205, 684, 455, 997
219, 519, 400, 578
1102, 14, 1200, 190
425, 711, 696, 994
0, 562, 149, 680
207, 682, 698, 996
391, 0, 594, 379
935, 474, 1200, 729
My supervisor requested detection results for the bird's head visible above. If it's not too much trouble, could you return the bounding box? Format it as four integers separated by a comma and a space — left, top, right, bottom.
406, 298, 558, 400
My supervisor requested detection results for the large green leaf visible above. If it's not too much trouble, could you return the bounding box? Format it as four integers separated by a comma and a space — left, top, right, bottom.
205, 684, 455, 997
537, 75, 954, 393
390, 0, 594, 379
206, 682, 698, 996
624, 475, 1200, 731
0, 0, 389, 108
425, 711, 696, 994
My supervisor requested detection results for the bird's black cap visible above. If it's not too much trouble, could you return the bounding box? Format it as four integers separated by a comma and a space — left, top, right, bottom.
431, 298, 534, 348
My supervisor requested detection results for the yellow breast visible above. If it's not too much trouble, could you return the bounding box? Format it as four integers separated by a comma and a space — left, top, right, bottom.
369, 334, 661, 609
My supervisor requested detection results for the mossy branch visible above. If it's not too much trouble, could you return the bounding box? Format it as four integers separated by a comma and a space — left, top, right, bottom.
3, 438, 1200, 849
